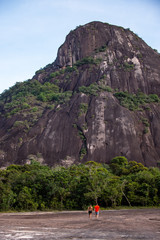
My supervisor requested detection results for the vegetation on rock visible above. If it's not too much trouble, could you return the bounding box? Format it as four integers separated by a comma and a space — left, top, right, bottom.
0, 80, 72, 118
114, 91, 160, 111
0, 21, 160, 168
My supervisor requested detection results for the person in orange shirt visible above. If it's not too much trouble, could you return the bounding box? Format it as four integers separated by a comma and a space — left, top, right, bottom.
94, 204, 100, 218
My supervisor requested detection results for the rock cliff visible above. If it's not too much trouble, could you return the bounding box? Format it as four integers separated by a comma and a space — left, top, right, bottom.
0, 21, 160, 167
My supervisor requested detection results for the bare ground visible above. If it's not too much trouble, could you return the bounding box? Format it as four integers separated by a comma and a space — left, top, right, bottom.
0, 208, 160, 239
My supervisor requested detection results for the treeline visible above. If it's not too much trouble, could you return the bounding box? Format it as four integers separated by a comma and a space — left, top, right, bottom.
0, 157, 160, 212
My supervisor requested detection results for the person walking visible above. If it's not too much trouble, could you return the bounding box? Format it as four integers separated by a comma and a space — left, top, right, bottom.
94, 204, 100, 218
88, 205, 93, 218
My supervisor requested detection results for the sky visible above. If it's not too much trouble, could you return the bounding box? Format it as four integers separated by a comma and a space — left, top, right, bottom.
0, 0, 160, 94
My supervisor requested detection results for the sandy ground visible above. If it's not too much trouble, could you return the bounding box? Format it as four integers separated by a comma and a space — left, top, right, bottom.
0, 208, 160, 239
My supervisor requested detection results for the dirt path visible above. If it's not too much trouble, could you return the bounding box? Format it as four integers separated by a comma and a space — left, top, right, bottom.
0, 208, 160, 239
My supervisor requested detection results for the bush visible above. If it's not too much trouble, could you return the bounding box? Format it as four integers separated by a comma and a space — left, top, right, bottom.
13, 120, 30, 130
95, 45, 107, 53
50, 71, 61, 78
114, 91, 160, 111
0, 79, 73, 119
79, 103, 88, 115
111, 157, 128, 167
80, 147, 87, 159
35, 69, 45, 75
75, 57, 102, 67
141, 118, 149, 127
21, 103, 30, 109
123, 62, 135, 71
31, 107, 39, 112
148, 94, 159, 103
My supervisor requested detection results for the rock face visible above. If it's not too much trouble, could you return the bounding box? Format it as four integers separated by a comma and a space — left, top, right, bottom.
0, 21, 160, 167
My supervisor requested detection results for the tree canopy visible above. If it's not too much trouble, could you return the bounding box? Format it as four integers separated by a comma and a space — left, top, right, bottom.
0, 157, 160, 212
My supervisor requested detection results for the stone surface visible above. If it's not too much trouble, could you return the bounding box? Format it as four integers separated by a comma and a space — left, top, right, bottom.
0, 209, 160, 239
0, 21, 160, 167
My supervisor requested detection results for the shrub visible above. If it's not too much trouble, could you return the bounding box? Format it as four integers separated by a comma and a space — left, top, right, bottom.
123, 62, 135, 71
114, 91, 160, 111
95, 45, 107, 53
13, 120, 29, 129
79, 83, 114, 96
99, 85, 113, 92
35, 69, 45, 74
79, 83, 99, 96
78, 131, 85, 141
31, 107, 39, 112
65, 66, 78, 72
148, 94, 159, 103
80, 147, 87, 159
143, 127, 149, 134
10, 108, 21, 115
50, 71, 61, 78
141, 118, 149, 127
111, 156, 128, 166
75, 57, 102, 67
21, 103, 30, 109
79, 103, 88, 116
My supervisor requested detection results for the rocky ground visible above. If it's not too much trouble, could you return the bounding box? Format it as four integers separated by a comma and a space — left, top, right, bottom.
0, 208, 160, 239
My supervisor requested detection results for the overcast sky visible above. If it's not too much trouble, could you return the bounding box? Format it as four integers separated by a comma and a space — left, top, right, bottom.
0, 0, 160, 94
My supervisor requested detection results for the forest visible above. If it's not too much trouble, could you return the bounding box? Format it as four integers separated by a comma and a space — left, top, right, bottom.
0, 156, 160, 212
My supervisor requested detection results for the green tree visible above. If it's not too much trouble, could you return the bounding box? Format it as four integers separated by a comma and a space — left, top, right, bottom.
128, 161, 147, 173
110, 156, 129, 175
102, 176, 123, 207
0, 181, 16, 211
84, 162, 109, 204
51, 168, 71, 210
17, 186, 38, 210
